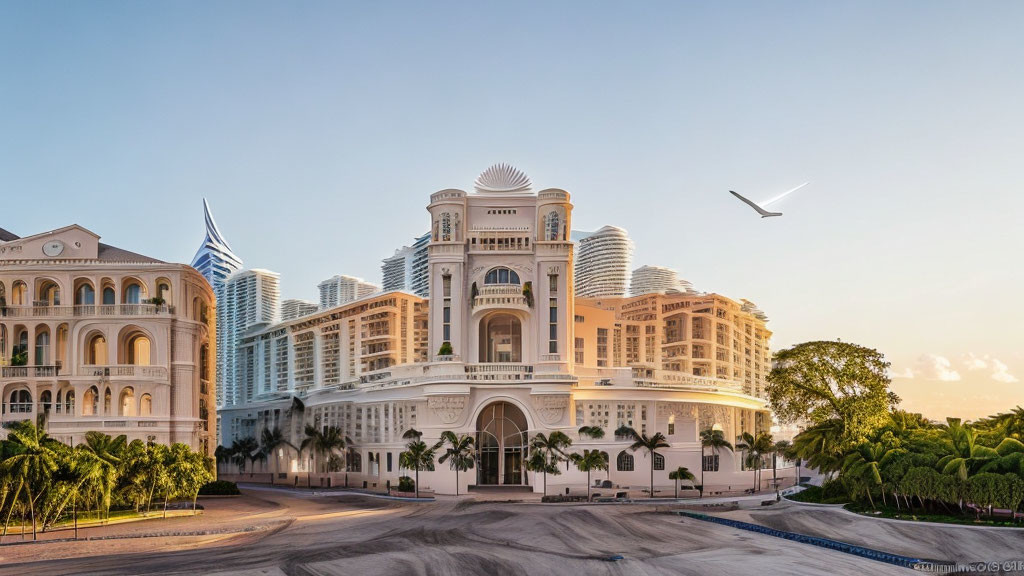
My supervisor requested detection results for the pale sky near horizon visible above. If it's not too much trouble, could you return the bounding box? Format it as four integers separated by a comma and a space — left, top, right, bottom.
2, 2, 1022, 420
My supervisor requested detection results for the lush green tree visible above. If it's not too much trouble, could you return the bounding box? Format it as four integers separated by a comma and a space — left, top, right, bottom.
436, 431, 475, 496
78, 431, 126, 521
668, 466, 695, 499
842, 441, 904, 509
526, 432, 572, 496
699, 428, 732, 498
623, 427, 670, 498
936, 419, 999, 482
570, 449, 608, 500
767, 341, 899, 448
791, 419, 846, 476
736, 431, 773, 492
300, 425, 349, 476
399, 432, 437, 498
0, 418, 60, 540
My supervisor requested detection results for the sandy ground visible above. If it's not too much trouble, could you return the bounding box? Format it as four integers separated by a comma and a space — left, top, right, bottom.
0, 486, 1020, 576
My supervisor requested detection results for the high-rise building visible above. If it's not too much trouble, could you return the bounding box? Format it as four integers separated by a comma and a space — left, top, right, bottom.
190, 199, 243, 409
317, 275, 380, 309
221, 269, 280, 406
629, 265, 694, 296
1, 224, 216, 457
281, 299, 318, 321
381, 232, 430, 297
574, 225, 634, 297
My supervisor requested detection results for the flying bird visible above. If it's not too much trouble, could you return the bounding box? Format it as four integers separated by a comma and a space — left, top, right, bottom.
729, 182, 809, 218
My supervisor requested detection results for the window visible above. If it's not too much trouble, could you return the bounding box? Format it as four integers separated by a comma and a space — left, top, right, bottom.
703, 454, 720, 472
35, 330, 50, 366
544, 210, 560, 240
442, 274, 452, 344
140, 393, 152, 416
574, 337, 584, 364
387, 452, 393, 472
617, 451, 634, 472
653, 453, 665, 471
549, 274, 558, 293
102, 287, 115, 305
65, 390, 75, 415
548, 298, 558, 354
76, 284, 95, 305
484, 267, 520, 285
124, 283, 142, 304
597, 328, 608, 367
441, 213, 452, 241
668, 421, 675, 436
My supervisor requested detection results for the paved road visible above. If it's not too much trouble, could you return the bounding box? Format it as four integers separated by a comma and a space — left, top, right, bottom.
1, 486, 1016, 576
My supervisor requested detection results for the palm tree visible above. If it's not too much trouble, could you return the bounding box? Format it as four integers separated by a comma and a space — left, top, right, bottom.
300, 425, 349, 484
1, 418, 60, 541
578, 426, 605, 440
668, 466, 696, 499
624, 427, 670, 498
736, 431, 773, 492
399, 430, 437, 498
699, 428, 732, 498
771, 440, 792, 495
78, 431, 125, 521
937, 418, 999, 482
527, 431, 572, 496
842, 441, 903, 509
260, 427, 297, 479
436, 431, 475, 496
230, 437, 258, 476
569, 449, 608, 500
791, 419, 846, 477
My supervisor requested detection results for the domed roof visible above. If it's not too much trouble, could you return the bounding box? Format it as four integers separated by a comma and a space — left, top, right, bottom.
474, 163, 532, 194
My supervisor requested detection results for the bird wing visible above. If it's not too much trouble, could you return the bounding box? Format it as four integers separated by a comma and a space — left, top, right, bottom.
762, 182, 809, 207
729, 191, 772, 216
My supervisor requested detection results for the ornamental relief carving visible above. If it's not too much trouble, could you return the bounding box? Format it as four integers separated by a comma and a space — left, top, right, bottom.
532, 395, 569, 425
428, 395, 466, 425
697, 404, 734, 433
656, 402, 698, 420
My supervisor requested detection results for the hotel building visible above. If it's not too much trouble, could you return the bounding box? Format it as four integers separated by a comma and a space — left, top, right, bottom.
381, 232, 430, 298
218, 165, 774, 494
630, 264, 694, 296
0, 225, 216, 456
317, 275, 380, 310
574, 225, 634, 298
220, 269, 280, 407
281, 299, 319, 321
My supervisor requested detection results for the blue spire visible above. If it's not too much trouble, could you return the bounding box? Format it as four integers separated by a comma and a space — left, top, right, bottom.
191, 198, 243, 291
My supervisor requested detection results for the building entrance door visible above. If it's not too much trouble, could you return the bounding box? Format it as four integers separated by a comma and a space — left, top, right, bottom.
476, 401, 528, 485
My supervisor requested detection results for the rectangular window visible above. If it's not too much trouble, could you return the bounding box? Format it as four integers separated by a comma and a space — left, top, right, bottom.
548, 297, 558, 354
549, 274, 558, 293
703, 454, 720, 472
442, 275, 452, 347
668, 422, 675, 435
596, 328, 608, 367
574, 337, 584, 364
387, 452, 393, 472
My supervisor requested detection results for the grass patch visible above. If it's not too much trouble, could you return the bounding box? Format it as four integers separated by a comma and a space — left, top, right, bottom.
844, 503, 1023, 527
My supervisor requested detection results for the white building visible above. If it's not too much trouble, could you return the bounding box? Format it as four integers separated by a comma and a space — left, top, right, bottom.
218, 165, 779, 495
317, 275, 380, 309
381, 232, 430, 297
1, 224, 216, 457
280, 299, 318, 321
221, 269, 280, 406
630, 265, 693, 296
574, 225, 633, 298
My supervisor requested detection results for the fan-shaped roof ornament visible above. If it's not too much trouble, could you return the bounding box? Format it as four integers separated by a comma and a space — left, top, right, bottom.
474, 163, 532, 194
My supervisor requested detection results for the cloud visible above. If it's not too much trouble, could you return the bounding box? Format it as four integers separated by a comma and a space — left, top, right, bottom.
990, 358, 1019, 383
915, 354, 961, 381
961, 353, 1018, 383
888, 367, 915, 379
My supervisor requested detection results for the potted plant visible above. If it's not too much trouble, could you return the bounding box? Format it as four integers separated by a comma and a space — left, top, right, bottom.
522, 281, 534, 307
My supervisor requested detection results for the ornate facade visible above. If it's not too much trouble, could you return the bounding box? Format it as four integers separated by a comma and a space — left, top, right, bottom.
0, 225, 216, 456
218, 165, 774, 493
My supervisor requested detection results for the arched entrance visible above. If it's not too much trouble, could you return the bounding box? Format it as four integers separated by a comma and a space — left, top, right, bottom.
479, 313, 522, 363
476, 401, 528, 485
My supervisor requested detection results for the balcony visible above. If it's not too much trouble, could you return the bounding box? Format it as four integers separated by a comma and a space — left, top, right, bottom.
465, 363, 533, 381
80, 365, 169, 379
1, 304, 174, 318
472, 285, 529, 312
1, 365, 61, 379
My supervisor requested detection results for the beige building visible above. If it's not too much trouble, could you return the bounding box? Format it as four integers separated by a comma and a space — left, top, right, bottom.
219, 165, 782, 494
0, 225, 216, 456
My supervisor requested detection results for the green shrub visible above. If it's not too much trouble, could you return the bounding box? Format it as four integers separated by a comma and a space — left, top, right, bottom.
437, 342, 453, 356
198, 480, 241, 496
398, 476, 415, 492
821, 478, 848, 500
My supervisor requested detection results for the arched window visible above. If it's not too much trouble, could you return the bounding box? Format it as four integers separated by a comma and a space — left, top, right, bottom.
125, 333, 151, 365
545, 211, 560, 241
9, 389, 31, 412
348, 450, 362, 473
65, 390, 75, 415
479, 313, 522, 363
37, 280, 60, 306
11, 281, 27, 306
156, 281, 171, 303
40, 390, 52, 413
441, 212, 452, 242
75, 282, 95, 306
83, 386, 98, 416
86, 334, 107, 365
124, 283, 142, 304
102, 287, 115, 305
103, 388, 112, 414
653, 453, 665, 471
484, 267, 520, 285
120, 387, 135, 417
140, 393, 152, 416
35, 329, 50, 366
617, 451, 634, 472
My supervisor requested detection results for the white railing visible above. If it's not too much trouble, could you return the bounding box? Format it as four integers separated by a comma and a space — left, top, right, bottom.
2, 304, 173, 318
473, 286, 529, 309
80, 365, 168, 379
0, 365, 61, 378
465, 363, 533, 381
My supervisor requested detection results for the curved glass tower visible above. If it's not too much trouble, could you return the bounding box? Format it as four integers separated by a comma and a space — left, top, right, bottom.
191, 199, 243, 410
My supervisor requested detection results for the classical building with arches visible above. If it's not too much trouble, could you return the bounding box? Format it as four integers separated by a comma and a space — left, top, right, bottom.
0, 225, 216, 457
219, 165, 776, 494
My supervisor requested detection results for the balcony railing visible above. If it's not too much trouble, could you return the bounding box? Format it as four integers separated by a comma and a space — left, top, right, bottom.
80, 365, 168, 379
1, 304, 174, 318
465, 363, 533, 381
1, 365, 61, 378
473, 285, 529, 310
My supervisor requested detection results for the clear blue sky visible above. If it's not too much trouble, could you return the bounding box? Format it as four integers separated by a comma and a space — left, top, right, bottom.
3, 1, 1023, 419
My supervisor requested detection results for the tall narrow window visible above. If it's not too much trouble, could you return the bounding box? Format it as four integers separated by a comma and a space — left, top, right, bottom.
597, 328, 608, 367
549, 274, 558, 293
545, 211, 560, 240
548, 297, 558, 354
574, 337, 584, 364
441, 213, 452, 242
442, 274, 452, 345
